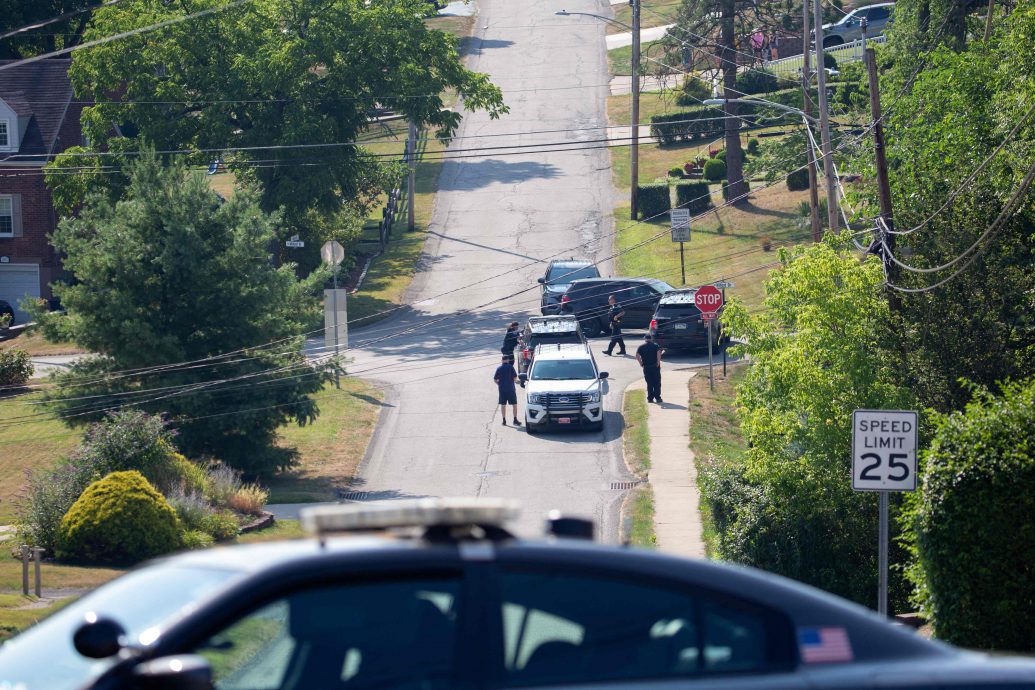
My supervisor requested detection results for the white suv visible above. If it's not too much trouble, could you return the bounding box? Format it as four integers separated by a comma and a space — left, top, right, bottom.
524, 343, 608, 433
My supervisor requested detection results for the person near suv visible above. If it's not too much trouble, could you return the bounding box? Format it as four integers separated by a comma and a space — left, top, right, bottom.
637, 333, 663, 404
559, 278, 673, 337
603, 295, 626, 356
494, 355, 522, 427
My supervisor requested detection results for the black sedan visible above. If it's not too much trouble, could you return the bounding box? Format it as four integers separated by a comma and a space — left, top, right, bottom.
1, 499, 1033, 690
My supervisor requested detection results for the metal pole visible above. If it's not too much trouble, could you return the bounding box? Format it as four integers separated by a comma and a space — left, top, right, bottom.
707, 319, 714, 391
630, 0, 640, 219
813, 0, 839, 231
33, 548, 43, 597
331, 267, 341, 390
721, 288, 727, 377
865, 47, 895, 273
878, 490, 889, 616
407, 120, 417, 232
20, 545, 29, 596
679, 242, 686, 285
802, 0, 821, 240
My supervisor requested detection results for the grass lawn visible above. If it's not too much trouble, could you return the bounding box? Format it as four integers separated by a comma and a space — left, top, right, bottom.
609, 0, 682, 34
236, 518, 306, 543
608, 90, 703, 125
621, 389, 656, 549
626, 487, 656, 549
687, 362, 749, 557
0, 329, 83, 357
267, 380, 383, 503
608, 40, 666, 76
613, 181, 813, 309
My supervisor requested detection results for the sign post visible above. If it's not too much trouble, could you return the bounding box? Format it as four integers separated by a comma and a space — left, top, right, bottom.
321, 241, 347, 390
852, 409, 919, 617
694, 286, 723, 391
714, 281, 734, 377
670, 209, 691, 285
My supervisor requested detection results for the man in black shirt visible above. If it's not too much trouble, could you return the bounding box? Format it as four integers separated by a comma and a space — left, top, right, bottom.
636, 333, 663, 403
603, 295, 627, 356
501, 321, 520, 355
494, 355, 522, 426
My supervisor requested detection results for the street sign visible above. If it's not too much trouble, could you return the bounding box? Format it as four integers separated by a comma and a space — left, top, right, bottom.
286, 234, 304, 249
713, 280, 735, 289
851, 410, 918, 492
670, 208, 690, 242
321, 240, 345, 267
694, 285, 723, 314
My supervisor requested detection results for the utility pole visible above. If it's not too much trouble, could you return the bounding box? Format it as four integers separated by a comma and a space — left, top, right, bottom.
630, 0, 641, 219
983, 0, 996, 41
865, 46, 895, 280
813, 0, 839, 231
802, 0, 821, 241
407, 119, 417, 232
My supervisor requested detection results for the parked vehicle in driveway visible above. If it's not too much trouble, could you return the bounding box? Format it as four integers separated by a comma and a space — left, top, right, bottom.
5, 498, 1035, 690
0, 299, 13, 328
817, 2, 894, 47
517, 315, 585, 385
559, 277, 674, 337
650, 288, 723, 351
538, 259, 600, 315
524, 342, 607, 432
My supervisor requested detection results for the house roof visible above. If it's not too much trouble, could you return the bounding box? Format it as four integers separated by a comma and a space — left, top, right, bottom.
0, 59, 75, 164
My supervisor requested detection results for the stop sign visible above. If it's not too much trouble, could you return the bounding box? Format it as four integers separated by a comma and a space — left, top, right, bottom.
694, 285, 723, 316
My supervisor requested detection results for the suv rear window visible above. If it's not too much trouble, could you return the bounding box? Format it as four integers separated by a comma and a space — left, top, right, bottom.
656, 303, 701, 317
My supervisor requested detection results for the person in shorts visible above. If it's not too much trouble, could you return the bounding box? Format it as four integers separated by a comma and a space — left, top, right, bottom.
494, 354, 521, 426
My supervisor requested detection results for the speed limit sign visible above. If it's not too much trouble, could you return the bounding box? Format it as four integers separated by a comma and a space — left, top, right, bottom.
851, 410, 918, 492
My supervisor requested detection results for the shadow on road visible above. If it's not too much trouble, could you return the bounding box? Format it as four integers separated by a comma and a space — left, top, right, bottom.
427, 230, 542, 262
525, 410, 624, 444
440, 159, 561, 191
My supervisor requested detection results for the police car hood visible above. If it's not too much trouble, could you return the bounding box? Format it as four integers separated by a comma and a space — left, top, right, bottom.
526, 379, 600, 394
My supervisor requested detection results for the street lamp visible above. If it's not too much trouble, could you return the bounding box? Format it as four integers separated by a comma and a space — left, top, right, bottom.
557, 4, 641, 220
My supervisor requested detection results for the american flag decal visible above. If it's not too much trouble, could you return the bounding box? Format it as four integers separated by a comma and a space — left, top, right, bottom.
798, 627, 854, 664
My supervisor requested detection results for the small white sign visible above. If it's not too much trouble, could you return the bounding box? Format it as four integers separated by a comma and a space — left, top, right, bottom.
671, 208, 690, 243
852, 410, 918, 492
286, 234, 305, 249
713, 280, 735, 289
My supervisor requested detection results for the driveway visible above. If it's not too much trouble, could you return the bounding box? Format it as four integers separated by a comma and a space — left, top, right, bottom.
339, 0, 674, 541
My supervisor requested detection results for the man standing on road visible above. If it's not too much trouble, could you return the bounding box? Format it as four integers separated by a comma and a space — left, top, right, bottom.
494, 355, 522, 426
502, 321, 520, 356
603, 295, 626, 356
636, 333, 663, 403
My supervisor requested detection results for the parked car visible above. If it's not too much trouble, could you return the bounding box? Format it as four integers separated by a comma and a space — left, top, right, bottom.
649, 288, 723, 351
818, 2, 894, 47
524, 342, 607, 432
538, 259, 600, 315
517, 315, 585, 385
559, 277, 674, 336
5, 498, 1035, 690
0, 300, 13, 328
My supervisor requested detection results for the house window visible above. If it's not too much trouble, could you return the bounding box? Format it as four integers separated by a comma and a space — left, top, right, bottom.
0, 120, 9, 148
0, 196, 12, 236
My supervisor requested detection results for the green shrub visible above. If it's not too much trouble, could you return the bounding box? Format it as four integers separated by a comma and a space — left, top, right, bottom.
823, 51, 838, 70
668, 167, 684, 178
72, 410, 180, 490
675, 181, 712, 214
167, 488, 215, 531
703, 159, 727, 181
17, 459, 98, 551
181, 529, 215, 550
149, 452, 207, 495
786, 167, 810, 191
676, 76, 712, 106
0, 349, 33, 387
56, 471, 181, 565
649, 109, 726, 146
906, 378, 1035, 651
746, 138, 760, 155
722, 178, 750, 202
735, 69, 778, 95
203, 463, 243, 507
202, 510, 241, 541
715, 149, 727, 162
637, 183, 671, 219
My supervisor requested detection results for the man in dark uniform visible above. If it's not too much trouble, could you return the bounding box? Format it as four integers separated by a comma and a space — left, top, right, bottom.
494, 354, 522, 426
603, 295, 626, 356
636, 333, 663, 403
501, 321, 520, 356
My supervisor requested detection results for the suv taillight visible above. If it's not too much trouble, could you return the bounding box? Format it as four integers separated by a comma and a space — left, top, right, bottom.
523, 349, 530, 360
649, 319, 657, 331
561, 295, 570, 303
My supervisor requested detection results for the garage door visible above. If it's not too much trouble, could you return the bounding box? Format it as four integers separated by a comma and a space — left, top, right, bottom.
0, 264, 40, 326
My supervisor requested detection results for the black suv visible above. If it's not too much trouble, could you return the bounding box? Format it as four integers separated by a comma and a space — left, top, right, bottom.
559, 278, 674, 337
538, 259, 600, 315
650, 289, 723, 351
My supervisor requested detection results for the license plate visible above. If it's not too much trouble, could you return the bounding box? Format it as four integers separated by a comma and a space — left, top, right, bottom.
674, 323, 688, 329
557, 417, 572, 424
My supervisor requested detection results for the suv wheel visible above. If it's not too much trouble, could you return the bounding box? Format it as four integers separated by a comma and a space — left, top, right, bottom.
580, 319, 603, 338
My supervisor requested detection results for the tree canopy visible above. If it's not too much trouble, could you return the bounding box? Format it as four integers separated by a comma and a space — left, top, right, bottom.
0, 0, 101, 58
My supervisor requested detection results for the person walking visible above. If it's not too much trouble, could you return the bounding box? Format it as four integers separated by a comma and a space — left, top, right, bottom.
636, 333, 663, 403
501, 321, 520, 356
603, 295, 627, 356
494, 354, 522, 426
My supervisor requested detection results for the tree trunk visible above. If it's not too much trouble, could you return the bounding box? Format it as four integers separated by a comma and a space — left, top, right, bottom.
720, 0, 748, 206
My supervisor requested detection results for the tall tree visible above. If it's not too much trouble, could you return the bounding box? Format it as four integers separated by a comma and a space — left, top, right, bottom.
0, 0, 101, 59
46, 0, 507, 264
40, 155, 333, 474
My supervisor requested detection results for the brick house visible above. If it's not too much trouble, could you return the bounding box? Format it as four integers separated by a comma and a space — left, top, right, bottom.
0, 59, 85, 324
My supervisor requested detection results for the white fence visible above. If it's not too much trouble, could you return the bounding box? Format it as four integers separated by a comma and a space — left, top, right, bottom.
759, 34, 888, 77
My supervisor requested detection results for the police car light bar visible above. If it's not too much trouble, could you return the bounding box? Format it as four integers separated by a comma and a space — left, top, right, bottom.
300, 498, 521, 537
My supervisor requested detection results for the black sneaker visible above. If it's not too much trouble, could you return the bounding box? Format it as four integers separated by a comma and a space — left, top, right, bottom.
656, 398, 663, 404
502, 419, 507, 426
513, 418, 522, 426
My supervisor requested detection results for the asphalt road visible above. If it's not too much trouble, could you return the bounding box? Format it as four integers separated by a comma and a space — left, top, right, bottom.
341, 0, 710, 541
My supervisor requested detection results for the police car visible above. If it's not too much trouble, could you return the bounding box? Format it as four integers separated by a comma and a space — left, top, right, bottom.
516, 316, 585, 385
523, 342, 607, 432
2, 499, 1034, 690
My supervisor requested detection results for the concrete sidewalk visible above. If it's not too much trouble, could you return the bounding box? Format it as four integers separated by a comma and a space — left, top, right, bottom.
606, 24, 674, 50
630, 370, 706, 558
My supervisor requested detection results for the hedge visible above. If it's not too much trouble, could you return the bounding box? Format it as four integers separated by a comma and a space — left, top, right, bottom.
908, 378, 1035, 651
722, 178, 750, 202
675, 181, 712, 214
703, 159, 727, 181
637, 183, 671, 219
57, 470, 181, 565
649, 108, 726, 146
786, 167, 810, 191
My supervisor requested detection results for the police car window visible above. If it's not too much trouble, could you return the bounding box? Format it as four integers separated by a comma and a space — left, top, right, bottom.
191, 577, 461, 690
499, 571, 788, 687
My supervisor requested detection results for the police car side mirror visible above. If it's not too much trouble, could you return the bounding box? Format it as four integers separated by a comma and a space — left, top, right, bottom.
132, 655, 214, 690
73, 615, 127, 659
599, 372, 609, 379
537, 277, 545, 284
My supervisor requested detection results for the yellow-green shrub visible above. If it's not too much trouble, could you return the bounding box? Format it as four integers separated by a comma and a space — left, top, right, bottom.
56, 471, 181, 565
228, 484, 269, 515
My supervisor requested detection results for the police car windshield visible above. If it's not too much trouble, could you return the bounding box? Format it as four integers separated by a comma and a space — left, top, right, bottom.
531, 359, 597, 380
546, 265, 597, 283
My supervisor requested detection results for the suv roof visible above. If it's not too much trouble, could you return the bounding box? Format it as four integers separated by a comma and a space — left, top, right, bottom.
527, 316, 580, 334
533, 342, 593, 361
